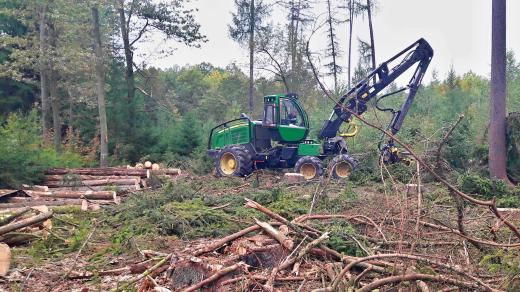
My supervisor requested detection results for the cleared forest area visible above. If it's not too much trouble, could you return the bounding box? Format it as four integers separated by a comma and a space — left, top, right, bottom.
1, 0, 520, 291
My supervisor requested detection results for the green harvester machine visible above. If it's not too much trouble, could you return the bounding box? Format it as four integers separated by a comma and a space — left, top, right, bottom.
207, 39, 434, 180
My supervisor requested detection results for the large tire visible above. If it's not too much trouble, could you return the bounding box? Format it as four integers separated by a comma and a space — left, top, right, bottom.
215, 145, 253, 177
328, 154, 358, 179
294, 156, 324, 180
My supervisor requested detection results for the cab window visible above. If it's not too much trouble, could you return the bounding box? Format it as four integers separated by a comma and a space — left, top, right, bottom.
263, 103, 276, 126
281, 98, 303, 126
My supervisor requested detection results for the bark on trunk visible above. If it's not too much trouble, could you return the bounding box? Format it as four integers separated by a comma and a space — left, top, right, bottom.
48, 23, 61, 152
489, 0, 508, 180
118, 1, 136, 152
49, 69, 61, 152
39, 4, 51, 142
44, 167, 180, 177
0, 211, 53, 236
367, 0, 376, 84
24, 190, 116, 200
92, 7, 109, 167
45, 178, 139, 188
45, 174, 141, 181
248, 0, 255, 115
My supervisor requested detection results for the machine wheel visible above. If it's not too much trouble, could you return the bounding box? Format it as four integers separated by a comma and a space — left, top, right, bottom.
328, 154, 358, 179
215, 145, 253, 177
294, 156, 324, 180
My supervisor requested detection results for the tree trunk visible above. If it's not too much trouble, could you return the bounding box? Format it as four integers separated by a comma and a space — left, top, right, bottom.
39, 4, 51, 142
489, 0, 508, 180
47, 21, 61, 152
92, 7, 109, 167
326, 0, 338, 91
49, 69, 61, 152
118, 0, 136, 158
0, 211, 53, 236
367, 0, 376, 84
248, 0, 255, 115
347, 0, 354, 88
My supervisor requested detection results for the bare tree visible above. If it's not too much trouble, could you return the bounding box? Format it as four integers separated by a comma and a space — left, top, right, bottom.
489, 0, 508, 181
92, 7, 109, 167
229, 0, 270, 115
325, 0, 342, 91
366, 0, 376, 83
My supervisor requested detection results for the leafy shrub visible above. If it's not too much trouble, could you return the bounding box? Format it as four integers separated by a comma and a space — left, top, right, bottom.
0, 110, 84, 188
458, 173, 520, 207
458, 173, 508, 199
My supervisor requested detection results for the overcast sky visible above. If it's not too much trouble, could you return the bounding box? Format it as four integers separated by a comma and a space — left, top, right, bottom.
137, 0, 520, 84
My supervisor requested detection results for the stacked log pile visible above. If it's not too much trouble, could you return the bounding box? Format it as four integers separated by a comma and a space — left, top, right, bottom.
0, 166, 181, 210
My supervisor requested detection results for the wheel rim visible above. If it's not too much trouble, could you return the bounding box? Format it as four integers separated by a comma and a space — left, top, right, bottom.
334, 161, 351, 178
300, 163, 317, 180
220, 153, 237, 175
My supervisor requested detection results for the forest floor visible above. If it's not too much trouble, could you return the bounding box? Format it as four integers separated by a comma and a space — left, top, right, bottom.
2, 170, 520, 292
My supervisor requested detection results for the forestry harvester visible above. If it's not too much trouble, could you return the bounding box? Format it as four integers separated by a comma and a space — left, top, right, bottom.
207, 38, 433, 180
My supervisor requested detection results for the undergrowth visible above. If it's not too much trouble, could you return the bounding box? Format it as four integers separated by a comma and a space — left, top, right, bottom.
458, 173, 520, 207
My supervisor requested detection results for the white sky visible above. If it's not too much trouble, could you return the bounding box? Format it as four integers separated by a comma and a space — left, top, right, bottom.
137, 0, 520, 84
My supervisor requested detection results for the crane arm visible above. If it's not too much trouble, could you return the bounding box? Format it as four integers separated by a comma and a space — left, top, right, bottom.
318, 38, 434, 143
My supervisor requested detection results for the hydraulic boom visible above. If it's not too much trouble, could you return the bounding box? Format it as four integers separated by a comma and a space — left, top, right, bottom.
318, 38, 434, 162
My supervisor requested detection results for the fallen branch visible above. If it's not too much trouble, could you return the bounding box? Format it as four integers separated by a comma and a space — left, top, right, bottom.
112, 253, 173, 292
181, 262, 246, 292
255, 218, 294, 250
0, 207, 32, 226
357, 273, 480, 292
266, 233, 329, 290
48, 221, 98, 292
193, 222, 281, 256
0, 210, 53, 236
330, 253, 496, 291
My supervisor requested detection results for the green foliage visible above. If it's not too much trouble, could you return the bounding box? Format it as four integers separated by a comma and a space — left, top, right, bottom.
458, 173, 520, 207
154, 199, 233, 239
0, 110, 84, 188
480, 249, 520, 275
458, 173, 508, 199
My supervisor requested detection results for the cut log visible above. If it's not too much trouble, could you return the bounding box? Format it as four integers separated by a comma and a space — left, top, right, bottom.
45, 175, 141, 181
22, 184, 49, 191
144, 161, 152, 169
284, 173, 305, 183
46, 178, 139, 188
254, 219, 294, 250
24, 190, 116, 200
0, 207, 32, 226
0, 232, 41, 245
0, 243, 10, 276
0, 210, 53, 236
152, 163, 160, 170
45, 167, 150, 177
48, 186, 136, 192
0, 198, 115, 208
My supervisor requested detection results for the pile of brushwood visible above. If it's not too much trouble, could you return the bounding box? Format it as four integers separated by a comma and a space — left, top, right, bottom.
3, 167, 520, 291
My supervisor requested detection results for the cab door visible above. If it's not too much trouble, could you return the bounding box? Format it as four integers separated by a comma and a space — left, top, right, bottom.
278, 97, 308, 143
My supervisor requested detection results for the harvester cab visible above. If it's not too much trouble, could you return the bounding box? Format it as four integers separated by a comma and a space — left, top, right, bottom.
208, 38, 433, 180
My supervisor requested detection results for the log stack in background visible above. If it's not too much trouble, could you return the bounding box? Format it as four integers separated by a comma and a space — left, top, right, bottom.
0, 165, 181, 210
